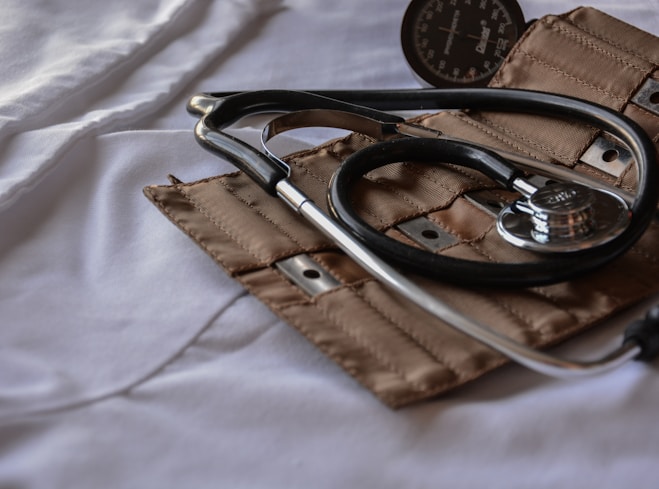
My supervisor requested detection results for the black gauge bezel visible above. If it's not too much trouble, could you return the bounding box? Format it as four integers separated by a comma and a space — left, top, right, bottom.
401, 0, 526, 88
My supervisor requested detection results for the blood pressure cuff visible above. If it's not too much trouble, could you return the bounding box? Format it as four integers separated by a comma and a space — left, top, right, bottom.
144, 7, 659, 408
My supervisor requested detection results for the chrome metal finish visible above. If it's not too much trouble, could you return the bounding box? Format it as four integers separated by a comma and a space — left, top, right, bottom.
264, 109, 398, 142
397, 216, 458, 251
580, 135, 634, 177
463, 189, 509, 217
632, 77, 659, 117
529, 183, 596, 242
508, 154, 636, 206
275, 254, 341, 296
512, 177, 539, 198
276, 180, 309, 212
396, 122, 444, 139
187, 93, 222, 116
497, 184, 630, 252
527, 174, 557, 188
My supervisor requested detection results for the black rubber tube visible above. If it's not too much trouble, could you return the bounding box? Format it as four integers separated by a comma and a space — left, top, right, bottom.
326, 90, 658, 287
196, 88, 657, 286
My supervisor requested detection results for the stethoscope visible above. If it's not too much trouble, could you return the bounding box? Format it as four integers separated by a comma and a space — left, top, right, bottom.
187, 87, 659, 377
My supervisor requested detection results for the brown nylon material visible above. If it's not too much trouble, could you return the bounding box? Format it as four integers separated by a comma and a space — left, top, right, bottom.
144, 7, 659, 407
484, 8, 657, 169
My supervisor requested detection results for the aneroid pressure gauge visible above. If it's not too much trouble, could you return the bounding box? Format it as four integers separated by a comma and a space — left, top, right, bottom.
401, 0, 526, 88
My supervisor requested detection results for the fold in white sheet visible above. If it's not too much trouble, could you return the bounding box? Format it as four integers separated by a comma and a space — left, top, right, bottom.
0, 0, 280, 211
0, 0, 282, 418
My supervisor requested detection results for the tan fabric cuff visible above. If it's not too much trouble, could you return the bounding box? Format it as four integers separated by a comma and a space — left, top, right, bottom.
144, 7, 659, 407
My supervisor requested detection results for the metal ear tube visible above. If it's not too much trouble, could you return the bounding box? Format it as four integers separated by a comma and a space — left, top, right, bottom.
191, 88, 659, 378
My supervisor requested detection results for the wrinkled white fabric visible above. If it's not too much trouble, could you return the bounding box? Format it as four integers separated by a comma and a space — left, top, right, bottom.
1, 0, 659, 488
0, 0, 282, 416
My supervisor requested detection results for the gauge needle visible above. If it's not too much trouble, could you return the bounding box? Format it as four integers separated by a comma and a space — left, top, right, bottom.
438, 26, 497, 45
438, 26, 460, 35
466, 33, 498, 45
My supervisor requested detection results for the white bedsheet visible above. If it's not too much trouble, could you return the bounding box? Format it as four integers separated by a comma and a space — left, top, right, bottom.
1, 0, 658, 487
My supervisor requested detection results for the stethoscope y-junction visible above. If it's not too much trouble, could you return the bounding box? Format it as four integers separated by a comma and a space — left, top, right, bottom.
187, 87, 659, 378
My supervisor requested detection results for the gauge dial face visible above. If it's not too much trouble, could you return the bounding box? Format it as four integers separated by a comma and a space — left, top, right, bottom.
401, 0, 526, 87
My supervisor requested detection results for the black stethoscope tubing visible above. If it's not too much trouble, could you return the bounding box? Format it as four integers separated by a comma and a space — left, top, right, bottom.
194, 88, 658, 287
189, 87, 659, 373
326, 92, 658, 285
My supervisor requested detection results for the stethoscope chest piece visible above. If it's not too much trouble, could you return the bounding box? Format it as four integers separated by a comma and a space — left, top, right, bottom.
497, 182, 631, 253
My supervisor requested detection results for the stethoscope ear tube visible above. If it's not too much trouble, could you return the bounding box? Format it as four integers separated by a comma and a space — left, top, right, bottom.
191, 90, 404, 126
195, 119, 288, 195
190, 90, 409, 195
